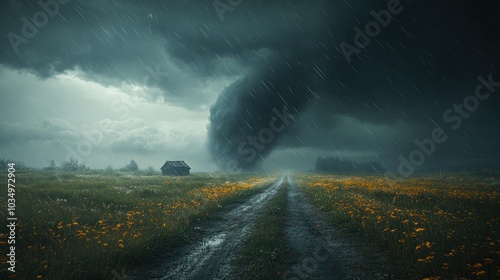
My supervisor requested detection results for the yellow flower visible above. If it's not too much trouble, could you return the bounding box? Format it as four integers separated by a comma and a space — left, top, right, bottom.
474, 270, 487, 276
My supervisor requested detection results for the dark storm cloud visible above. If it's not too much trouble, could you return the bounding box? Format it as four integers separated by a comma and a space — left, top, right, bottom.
207, 0, 500, 170
208, 55, 313, 170
1, 0, 499, 170
1, 0, 241, 108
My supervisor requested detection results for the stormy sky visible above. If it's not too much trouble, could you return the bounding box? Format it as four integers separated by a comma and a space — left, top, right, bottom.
0, 0, 499, 172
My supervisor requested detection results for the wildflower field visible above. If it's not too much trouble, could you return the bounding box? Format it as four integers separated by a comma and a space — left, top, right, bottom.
0, 171, 275, 280
297, 173, 500, 279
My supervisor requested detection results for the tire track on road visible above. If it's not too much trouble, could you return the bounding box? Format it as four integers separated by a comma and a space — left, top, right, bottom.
283, 174, 374, 280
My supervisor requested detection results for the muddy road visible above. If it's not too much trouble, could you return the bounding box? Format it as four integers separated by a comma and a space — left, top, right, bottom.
130, 172, 388, 279
130, 174, 286, 279
282, 175, 390, 279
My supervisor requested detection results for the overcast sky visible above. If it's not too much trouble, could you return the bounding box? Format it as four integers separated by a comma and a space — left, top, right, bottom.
1, 0, 499, 172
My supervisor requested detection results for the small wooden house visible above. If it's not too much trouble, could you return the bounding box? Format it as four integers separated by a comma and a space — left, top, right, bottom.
161, 161, 190, 176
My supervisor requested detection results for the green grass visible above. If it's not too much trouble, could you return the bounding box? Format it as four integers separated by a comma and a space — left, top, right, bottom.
0, 170, 276, 280
295, 173, 500, 279
236, 182, 289, 280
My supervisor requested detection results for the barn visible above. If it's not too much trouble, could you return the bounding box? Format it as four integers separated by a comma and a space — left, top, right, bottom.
161, 161, 191, 176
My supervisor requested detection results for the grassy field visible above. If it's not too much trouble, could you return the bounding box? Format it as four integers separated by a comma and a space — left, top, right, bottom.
0, 170, 276, 280
296, 173, 500, 279
3, 170, 499, 279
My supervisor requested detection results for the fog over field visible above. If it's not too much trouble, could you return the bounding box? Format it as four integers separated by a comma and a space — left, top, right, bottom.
0, 0, 499, 173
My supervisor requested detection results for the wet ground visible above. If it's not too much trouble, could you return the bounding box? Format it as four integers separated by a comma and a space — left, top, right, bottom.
130, 174, 285, 279
130, 172, 390, 279
283, 174, 391, 279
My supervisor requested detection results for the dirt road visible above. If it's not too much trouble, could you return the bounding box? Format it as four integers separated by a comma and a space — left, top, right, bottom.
130, 172, 388, 279
283, 174, 377, 279
130, 174, 286, 279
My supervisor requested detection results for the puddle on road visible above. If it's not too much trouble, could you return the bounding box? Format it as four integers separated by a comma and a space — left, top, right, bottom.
132, 175, 287, 280
202, 233, 226, 247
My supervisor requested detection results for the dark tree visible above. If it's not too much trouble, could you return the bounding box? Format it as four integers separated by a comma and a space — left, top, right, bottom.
124, 160, 139, 172
61, 158, 79, 171
44, 160, 57, 170
1, 158, 30, 171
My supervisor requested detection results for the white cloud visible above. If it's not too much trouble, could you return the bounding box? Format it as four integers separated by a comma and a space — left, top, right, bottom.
0, 67, 214, 169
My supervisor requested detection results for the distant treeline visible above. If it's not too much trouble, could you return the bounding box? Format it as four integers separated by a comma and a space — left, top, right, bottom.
315, 156, 385, 173
0, 158, 31, 171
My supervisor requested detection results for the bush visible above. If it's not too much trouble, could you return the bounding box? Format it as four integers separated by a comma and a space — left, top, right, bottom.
122, 160, 139, 172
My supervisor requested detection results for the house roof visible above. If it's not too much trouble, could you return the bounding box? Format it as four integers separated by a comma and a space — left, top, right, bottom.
161, 161, 191, 169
